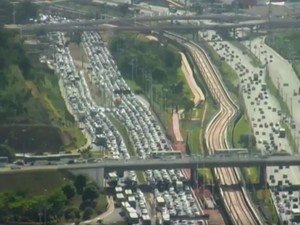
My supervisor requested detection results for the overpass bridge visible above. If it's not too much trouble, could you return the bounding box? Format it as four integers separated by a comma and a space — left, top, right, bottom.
19, 13, 261, 30
56, 154, 300, 171
1, 154, 299, 186
18, 18, 300, 34
21, 21, 266, 32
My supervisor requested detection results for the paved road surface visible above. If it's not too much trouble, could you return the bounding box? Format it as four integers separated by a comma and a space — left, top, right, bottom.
245, 36, 300, 138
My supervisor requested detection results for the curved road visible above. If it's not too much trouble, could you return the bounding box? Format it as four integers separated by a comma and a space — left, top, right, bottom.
184, 41, 263, 225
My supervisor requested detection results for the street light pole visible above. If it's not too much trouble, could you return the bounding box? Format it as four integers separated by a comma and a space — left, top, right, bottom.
13, 3, 16, 25
44, 189, 47, 225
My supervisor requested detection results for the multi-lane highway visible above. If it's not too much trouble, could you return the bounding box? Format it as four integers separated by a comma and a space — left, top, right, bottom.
186, 42, 262, 225
159, 32, 264, 224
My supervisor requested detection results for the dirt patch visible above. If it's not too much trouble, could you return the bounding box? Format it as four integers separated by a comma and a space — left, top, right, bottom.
204, 209, 226, 225
68, 42, 87, 69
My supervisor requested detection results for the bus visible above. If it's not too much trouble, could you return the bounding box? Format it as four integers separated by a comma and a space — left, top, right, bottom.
214, 148, 248, 156
151, 151, 182, 159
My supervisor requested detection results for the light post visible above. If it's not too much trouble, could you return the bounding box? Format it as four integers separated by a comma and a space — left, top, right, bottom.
44, 189, 47, 225
13, 2, 16, 25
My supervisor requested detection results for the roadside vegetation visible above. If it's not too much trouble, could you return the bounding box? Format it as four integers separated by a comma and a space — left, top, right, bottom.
255, 189, 279, 225
0, 0, 37, 24
0, 172, 107, 224
265, 31, 300, 80
107, 32, 214, 182
56, 0, 134, 18
108, 33, 194, 132
200, 40, 254, 148
0, 28, 85, 155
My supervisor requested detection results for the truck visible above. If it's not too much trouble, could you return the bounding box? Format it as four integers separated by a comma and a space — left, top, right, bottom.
175, 181, 183, 192
128, 196, 136, 208
162, 213, 171, 225
156, 196, 165, 208
128, 212, 139, 224
279, 128, 286, 138
141, 214, 151, 225
115, 193, 125, 207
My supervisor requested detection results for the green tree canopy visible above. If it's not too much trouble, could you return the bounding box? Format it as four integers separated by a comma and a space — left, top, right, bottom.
82, 182, 99, 201
64, 207, 80, 221
47, 190, 67, 218
0, 144, 15, 162
74, 175, 87, 194
62, 183, 76, 201
16, 1, 38, 24
82, 207, 94, 220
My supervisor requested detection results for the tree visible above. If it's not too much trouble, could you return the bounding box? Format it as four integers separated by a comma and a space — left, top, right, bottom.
64, 207, 80, 221
0, 144, 15, 162
62, 183, 76, 201
16, 1, 38, 24
82, 182, 99, 201
47, 190, 67, 218
82, 207, 94, 220
239, 134, 256, 149
118, 3, 130, 16
74, 175, 87, 194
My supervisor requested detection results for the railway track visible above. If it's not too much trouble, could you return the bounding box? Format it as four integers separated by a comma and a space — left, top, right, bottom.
163, 32, 263, 225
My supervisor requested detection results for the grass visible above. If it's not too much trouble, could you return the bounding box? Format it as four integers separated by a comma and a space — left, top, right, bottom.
198, 168, 213, 185
233, 114, 252, 148
256, 189, 279, 225
62, 127, 87, 151
243, 167, 259, 184
265, 32, 300, 60
0, 169, 108, 222
108, 115, 146, 183
178, 68, 194, 101
187, 126, 201, 154
108, 115, 134, 157
56, 0, 134, 18
0, 170, 71, 195
125, 79, 141, 92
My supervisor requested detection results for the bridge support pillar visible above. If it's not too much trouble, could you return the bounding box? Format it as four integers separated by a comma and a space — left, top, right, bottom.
232, 28, 236, 38
192, 31, 199, 41
259, 166, 267, 187
190, 168, 198, 188
69, 168, 105, 187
